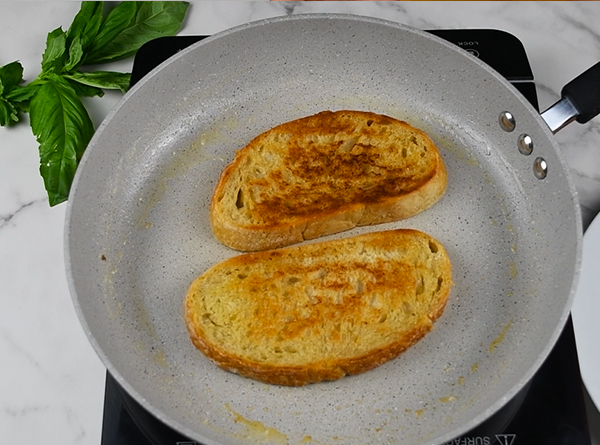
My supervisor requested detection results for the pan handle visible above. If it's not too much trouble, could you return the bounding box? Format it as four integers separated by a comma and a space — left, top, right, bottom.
540, 61, 600, 134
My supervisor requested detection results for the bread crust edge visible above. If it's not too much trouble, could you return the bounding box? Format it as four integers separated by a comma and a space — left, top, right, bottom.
210, 146, 448, 252
184, 307, 441, 386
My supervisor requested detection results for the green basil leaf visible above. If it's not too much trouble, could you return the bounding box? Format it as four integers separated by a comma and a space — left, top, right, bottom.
64, 70, 131, 93
84, 1, 189, 65
64, 34, 84, 72
0, 99, 18, 126
29, 74, 94, 206
6, 80, 44, 110
0, 61, 24, 93
67, 1, 103, 53
64, 77, 104, 98
83, 2, 140, 65
0, 61, 26, 125
4, 84, 42, 117
41, 27, 68, 73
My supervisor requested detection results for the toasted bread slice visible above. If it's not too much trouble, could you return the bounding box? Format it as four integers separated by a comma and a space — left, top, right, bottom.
210, 110, 447, 251
184, 229, 452, 386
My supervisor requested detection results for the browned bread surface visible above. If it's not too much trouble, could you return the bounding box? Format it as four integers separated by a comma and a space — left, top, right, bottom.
210, 110, 447, 251
184, 229, 452, 386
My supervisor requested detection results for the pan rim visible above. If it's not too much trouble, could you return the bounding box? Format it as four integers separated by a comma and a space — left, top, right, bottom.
64, 12, 583, 445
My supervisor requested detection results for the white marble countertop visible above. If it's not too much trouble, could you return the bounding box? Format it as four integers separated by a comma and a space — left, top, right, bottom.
1, 2, 599, 444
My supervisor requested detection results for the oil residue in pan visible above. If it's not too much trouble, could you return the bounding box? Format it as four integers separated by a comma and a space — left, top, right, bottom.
224, 403, 288, 444
133, 118, 235, 231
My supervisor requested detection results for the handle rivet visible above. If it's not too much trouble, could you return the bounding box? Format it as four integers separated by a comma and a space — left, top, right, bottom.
534, 157, 548, 179
499, 111, 516, 132
518, 134, 533, 155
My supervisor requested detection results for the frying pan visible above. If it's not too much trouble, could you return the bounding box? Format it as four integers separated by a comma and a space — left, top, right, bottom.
65, 14, 599, 445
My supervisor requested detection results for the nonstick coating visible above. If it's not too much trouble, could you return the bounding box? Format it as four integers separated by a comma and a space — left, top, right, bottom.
65, 15, 581, 445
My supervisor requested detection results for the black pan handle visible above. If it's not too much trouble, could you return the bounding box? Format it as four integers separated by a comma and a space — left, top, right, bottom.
541, 61, 600, 134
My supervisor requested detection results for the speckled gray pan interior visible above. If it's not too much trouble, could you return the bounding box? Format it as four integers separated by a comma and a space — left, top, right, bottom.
65, 14, 581, 445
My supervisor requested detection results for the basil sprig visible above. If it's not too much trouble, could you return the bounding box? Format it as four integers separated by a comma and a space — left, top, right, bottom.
0, 1, 190, 206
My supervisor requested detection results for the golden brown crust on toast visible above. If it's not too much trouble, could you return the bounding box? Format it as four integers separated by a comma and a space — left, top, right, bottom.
184, 229, 452, 386
210, 110, 447, 251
